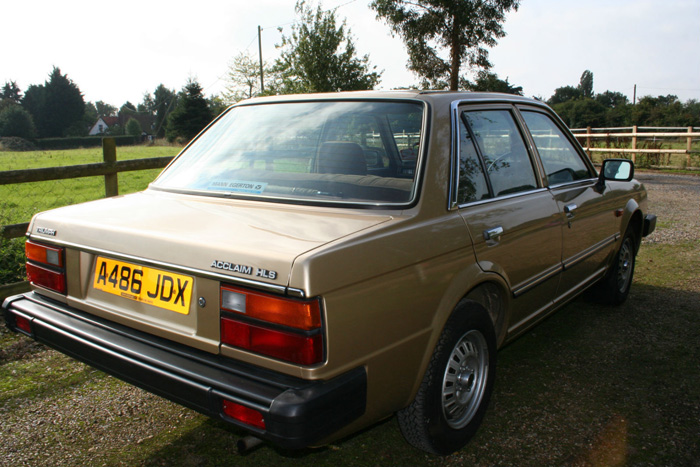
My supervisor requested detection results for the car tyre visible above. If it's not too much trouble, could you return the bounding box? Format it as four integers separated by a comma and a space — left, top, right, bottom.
397, 300, 496, 455
595, 228, 637, 306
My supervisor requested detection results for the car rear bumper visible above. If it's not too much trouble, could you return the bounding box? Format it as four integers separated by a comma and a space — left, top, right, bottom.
2, 292, 366, 450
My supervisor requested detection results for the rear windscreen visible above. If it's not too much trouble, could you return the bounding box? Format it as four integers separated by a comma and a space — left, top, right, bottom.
152, 100, 425, 206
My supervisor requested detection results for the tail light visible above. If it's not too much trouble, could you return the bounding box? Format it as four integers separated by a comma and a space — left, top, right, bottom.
222, 399, 266, 429
220, 285, 324, 365
25, 240, 66, 294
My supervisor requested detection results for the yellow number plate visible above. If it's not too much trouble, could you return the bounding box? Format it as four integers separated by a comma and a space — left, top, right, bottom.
93, 257, 193, 315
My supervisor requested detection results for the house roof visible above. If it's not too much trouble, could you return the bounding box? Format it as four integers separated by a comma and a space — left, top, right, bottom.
102, 116, 119, 126
90, 113, 157, 135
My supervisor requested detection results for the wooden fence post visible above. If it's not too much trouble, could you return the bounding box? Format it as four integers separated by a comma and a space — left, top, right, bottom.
631, 125, 638, 164
103, 137, 118, 197
586, 126, 592, 159
688, 126, 693, 167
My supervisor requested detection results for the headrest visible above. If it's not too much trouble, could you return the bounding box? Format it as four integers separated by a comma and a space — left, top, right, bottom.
317, 141, 367, 175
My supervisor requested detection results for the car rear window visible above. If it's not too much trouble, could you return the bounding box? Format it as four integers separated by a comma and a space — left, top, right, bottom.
152, 100, 424, 206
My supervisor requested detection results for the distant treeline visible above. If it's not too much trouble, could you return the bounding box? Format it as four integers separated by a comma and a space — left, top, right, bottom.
547, 70, 699, 129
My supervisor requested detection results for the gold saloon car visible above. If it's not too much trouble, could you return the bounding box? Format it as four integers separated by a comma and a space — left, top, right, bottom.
3, 91, 656, 455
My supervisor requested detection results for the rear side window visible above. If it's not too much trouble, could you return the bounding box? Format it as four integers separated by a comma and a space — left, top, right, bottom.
520, 111, 593, 185
461, 110, 538, 198
457, 118, 490, 203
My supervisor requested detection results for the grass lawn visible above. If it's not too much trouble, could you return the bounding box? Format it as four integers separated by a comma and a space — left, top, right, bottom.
0, 145, 181, 283
0, 145, 182, 226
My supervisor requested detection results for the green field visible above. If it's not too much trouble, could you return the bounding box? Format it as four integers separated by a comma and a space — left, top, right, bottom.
0, 145, 182, 226
0, 145, 182, 283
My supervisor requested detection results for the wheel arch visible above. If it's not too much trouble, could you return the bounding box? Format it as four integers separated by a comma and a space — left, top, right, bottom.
404, 271, 510, 408
464, 281, 509, 348
621, 199, 644, 253
397, 292, 499, 454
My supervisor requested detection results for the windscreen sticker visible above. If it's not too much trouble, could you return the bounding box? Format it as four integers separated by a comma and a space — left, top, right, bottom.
207, 180, 267, 194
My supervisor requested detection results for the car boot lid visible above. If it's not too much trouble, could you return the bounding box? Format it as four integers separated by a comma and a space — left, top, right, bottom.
28, 189, 395, 288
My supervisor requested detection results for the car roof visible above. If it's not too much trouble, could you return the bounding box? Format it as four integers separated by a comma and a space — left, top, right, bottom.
235, 90, 547, 109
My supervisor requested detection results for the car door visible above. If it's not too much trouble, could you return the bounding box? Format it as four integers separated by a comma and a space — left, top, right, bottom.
518, 108, 618, 303
455, 106, 562, 333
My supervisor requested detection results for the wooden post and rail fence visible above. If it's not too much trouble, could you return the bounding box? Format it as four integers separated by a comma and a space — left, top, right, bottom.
1, 128, 699, 297
0, 137, 174, 298
570, 126, 700, 167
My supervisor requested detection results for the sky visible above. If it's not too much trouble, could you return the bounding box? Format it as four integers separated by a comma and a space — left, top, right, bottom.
2, 0, 699, 108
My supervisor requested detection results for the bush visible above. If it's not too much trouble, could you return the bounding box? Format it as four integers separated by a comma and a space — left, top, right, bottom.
126, 118, 142, 137
0, 105, 37, 139
0, 238, 26, 285
0, 137, 37, 151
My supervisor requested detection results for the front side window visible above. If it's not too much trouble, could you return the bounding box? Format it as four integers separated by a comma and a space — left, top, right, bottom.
152, 100, 424, 206
462, 110, 538, 197
521, 111, 593, 185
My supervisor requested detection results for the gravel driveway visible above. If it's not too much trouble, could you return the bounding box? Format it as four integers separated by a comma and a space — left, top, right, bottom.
636, 172, 700, 245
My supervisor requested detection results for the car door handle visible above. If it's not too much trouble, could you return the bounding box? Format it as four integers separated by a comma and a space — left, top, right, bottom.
564, 204, 577, 218
483, 226, 504, 243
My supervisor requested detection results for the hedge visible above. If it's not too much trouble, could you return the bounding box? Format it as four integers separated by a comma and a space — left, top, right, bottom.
35, 135, 139, 150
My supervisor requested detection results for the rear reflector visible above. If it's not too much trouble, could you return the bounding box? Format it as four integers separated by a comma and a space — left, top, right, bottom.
221, 317, 323, 366
26, 262, 66, 294
15, 314, 32, 334
222, 399, 266, 429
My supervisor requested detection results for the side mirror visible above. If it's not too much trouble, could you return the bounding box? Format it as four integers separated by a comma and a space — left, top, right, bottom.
596, 159, 634, 192
600, 158, 634, 182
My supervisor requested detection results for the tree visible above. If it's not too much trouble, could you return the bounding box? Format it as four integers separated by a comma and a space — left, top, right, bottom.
552, 99, 606, 128
272, 1, 381, 94
578, 70, 594, 99
166, 79, 213, 142
630, 95, 685, 127
42, 67, 85, 137
83, 101, 98, 129
138, 92, 155, 113
593, 91, 630, 127
21, 84, 46, 133
467, 71, 523, 95
371, 0, 519, 90
596, 91, 628, 109
95, 101, 118, 117
547, 85, 582, 106
125, 117, 142, 137
107, 124, 124, 136
153, 84, 177, 138
21, 67, 85, 137
545, 70, 700, 127
2, 81, 22, 104
0, 105, 37, 139
679, 99, 700, 127
224, 51, 267, 103
207, 94, 228, 118
120, 101, 137, 115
